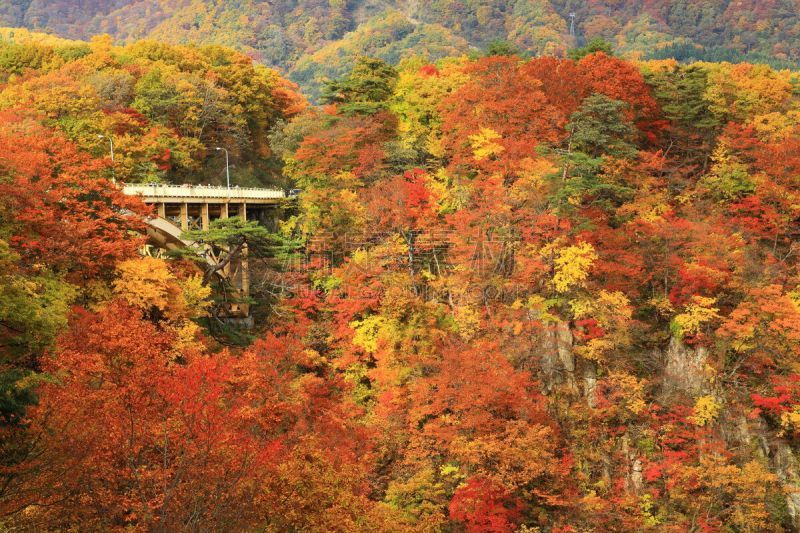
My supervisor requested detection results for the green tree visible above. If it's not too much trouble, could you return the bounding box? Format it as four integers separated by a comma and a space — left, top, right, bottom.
568, 37, 614, 60
182, 217, 294, 285
321, 56, 398, 115
567, 93, 637, 159
643, 63, 721, 169
131, 67, 179, 123
484, 39, 519, 57
645, 64, 719, 132
0, 240, 75, 422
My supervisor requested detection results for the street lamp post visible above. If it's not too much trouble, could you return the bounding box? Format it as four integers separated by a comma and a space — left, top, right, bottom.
98, 134, 115, 183
215, 147, 230, 190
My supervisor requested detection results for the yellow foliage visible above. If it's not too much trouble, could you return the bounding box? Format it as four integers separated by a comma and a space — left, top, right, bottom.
113, 257, 179, 314
383, 467, 450, 524
570, 290, 632, 322
0, 27, 84, 48
391, 56, 469, 159
616, 189, 671, 223
469, 127, 505, 161
508, 157, 556, 202
451, 420, 557, 490
298, 180, 366, 238
351, 315, 394, 354
439, 463, 461, 478
430, 168, 471, 213
113, 257, 210, 326
780, 407, 800, 435
671, 456, 777, 531
750, 111, 795, 142
519, 295, 560, 323
671, 296, 720, 338
607, 372, 648, 416
453, 305, 481, 340
689, 395, 721, 426
577, 337, 615, 362
83, 279, 114, 310
178, 274, 212, 318
551, 242, 598, 294
705, 62, 793, 121
788, 288, 800, 308
168, 321, 204, 355
639, 493, 661, 527
648, 295, 675, 316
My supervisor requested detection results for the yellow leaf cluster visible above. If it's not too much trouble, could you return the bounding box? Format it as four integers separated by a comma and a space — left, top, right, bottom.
671, 296, 720, 338
351, 314, 395, 354
391, 57, 469, 159
178, 274, 212, 318
608, 372, 648, 416
570, 290, 632, 322
689, 395, 721, 426
518, 294, 560, 324
168, 321, 203, 356
113, 257, 211, 324
468, 127, 505, 161
508, 157, 556, 202
430, 168, 471, 214
113, 257, 178, 314
451, 420, 557, 490
453, 305, 481, 341
672, 457, 777, 531
551, 242, 597, 294
780, 407, 800, 435
751, 111, 796, 142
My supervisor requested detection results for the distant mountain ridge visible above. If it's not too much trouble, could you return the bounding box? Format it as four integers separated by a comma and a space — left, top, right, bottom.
2, 0, 799, 95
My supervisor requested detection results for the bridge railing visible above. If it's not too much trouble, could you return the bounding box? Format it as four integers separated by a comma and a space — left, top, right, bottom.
123, 183, 286, 200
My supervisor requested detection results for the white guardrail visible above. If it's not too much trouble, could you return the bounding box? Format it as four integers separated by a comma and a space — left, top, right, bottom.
123, 183, 286, 200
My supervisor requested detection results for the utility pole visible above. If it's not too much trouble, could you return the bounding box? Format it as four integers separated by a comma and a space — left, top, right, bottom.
98, 134, 115, 184
215, 147, 230, 189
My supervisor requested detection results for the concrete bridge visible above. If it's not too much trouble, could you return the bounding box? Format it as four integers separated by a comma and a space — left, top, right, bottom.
123, 184, 289, 320
123, 183, 286, 231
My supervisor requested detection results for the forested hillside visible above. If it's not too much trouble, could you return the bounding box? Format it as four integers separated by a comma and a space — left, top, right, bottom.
0, 28, 304, 186
4, 21, 800, 529
1, 0, 800, 96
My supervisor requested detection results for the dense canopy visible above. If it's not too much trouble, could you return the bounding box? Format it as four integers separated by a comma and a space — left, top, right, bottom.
3, 24, 800, 531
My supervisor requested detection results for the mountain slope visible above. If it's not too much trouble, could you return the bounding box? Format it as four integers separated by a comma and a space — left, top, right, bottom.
2, 1, 799, 94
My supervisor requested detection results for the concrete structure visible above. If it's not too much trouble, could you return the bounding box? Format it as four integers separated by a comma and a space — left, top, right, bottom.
123, 183, 285, 232
123, 184, 287, 319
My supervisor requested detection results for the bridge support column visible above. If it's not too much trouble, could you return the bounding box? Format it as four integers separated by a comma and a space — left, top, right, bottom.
201, 203, 210, 231
221, 202, 228, 219
240, 243, 250, 317
240, 203, 247, 220
157, 202, 165, 219
179, 203, 188, 232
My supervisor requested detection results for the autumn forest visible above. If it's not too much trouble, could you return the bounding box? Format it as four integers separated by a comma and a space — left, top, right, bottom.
3, 4, 800, 531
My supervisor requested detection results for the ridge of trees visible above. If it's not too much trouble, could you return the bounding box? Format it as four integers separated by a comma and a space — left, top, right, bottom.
3, 31, 800, 529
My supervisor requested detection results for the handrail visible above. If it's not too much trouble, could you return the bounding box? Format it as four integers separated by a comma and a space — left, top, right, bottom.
123, 183, 286, 200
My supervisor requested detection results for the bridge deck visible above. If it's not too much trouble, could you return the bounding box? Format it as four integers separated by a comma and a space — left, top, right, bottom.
123, 184, 286, 204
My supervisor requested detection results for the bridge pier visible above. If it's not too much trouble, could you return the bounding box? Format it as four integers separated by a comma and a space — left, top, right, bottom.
179, 203, 188, 232
201, 203, 210, 231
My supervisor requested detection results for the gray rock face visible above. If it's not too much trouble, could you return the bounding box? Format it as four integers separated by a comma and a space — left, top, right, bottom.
537, 320, 577, 395
770, 438, 800, 530
663, 335, 709, 395
583, 360, 597, 409
535, 321, 603, 409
